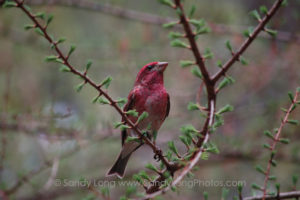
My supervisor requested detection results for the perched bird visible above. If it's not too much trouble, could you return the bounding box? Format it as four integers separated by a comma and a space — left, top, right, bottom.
107, 61, 170, 178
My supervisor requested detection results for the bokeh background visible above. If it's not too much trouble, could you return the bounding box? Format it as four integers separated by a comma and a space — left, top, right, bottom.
0, 0, 300, 199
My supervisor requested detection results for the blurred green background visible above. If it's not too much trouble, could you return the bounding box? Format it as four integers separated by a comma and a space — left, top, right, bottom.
0, 0, 299, 199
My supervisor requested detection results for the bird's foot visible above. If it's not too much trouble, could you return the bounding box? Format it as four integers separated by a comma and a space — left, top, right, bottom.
153, 148, 162, 162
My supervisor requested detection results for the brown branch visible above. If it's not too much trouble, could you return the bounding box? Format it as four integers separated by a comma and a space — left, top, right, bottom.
212, 0, 284, 83
261, 89, 299, 199
142, 0, 217, 196
23, 0, 300, 44
244, 190, 300, 200
11, 0, 174, 172
174, 0, 214, 97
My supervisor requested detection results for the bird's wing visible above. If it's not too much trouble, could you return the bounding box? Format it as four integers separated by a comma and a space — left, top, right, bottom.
121, 91, 135, 146
164, 93, 170, 120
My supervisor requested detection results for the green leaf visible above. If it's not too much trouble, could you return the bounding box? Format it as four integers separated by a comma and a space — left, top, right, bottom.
119, 125, 130, 131
240, 56, 249, 65
75, 82, 85, 92
196, 27, 210, 35
175, 7, 182, 16
100, 187, 110, 197
255, 165, 266, 174
2, 1, 17, 8
217, 60, 223, 68
157, 0, 174, 7
168, 141, 179, 155
170, 39, 190, 48
119, 196, 126, 200
46, 14, 54, 26
249, 10, 261, 21
100, 76, 113, 89
225, 40, 233, 52
24, 24, 35, 30
180, 124, 199, 135
251, 183, 262, 190
116, 97, 127, 107
201, 152, 209, 160
189, 19, 205, 28
125, 185, 136, 197
125, 136, 140, 143
222, 188, 229, 199
188, 5, 196, 18
271, 159, 277, 167
34, 27, 44, 36
203, 191, 208, 200
35, 12, 46, 19
136, 112, 149, 124
179, 135, 190, 147
206, 143, 220, 154
268, 175, 277, 181
292, 175, 298, 186
287, 119, 299, 125
132, 174, 143, 184
191, 66, 202, 79
216, 104, 234, 115
263, 143, 272, 150
45, 55, 58, 62
263, 130, 274, 139
265, 28, 277, 37
92, 95, 100, 103
113, 122, 123, 129
238, 183, 243, 193
259, 5, 268, 14
203, 48, 213, 59
217, 76, 235, 90
145, 163, 158, 172
168, 31, 184, 39
279, 138, 290, 144
163, 21, 178, 28
243, 27, 253, 38
288, 91, 294, 102
187, 102, 199, 111
138, 171, 151, 181
68, 45, 76, 57
180, 60, 194, 68
98, 97, 110, 105
126, 109, 139, 117
57, 37, 66, 44
59, 65, 70, 72
281, 0, 288, 7
86, 60, 92, 71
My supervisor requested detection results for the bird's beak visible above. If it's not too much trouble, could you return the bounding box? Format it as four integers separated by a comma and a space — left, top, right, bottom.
157, 62, 168, 72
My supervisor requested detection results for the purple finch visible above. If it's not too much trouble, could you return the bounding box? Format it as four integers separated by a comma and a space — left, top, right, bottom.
107, 61, 170, 178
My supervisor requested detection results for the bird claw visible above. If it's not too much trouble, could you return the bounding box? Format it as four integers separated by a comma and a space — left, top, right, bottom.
153, 148, 162, 162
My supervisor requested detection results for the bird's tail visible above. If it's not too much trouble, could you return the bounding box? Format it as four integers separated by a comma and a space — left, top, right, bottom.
106, 142, 140, 178
106, 152, 132, 179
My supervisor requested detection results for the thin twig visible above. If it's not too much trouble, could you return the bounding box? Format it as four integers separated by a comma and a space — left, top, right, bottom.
262, 89, 299, 199
212, 0, 284, 83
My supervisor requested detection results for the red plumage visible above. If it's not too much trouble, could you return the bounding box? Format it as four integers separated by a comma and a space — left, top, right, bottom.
107, 61, 170, 178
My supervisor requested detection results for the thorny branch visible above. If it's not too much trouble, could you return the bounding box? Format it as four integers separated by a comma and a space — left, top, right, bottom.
212, 0, 284, 83
262, 89, 299, 199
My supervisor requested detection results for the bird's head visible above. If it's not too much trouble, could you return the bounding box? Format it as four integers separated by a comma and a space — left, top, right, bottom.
135, 62, 168, 87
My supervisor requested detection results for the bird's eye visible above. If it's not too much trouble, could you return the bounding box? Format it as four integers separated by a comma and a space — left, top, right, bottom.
147, 65, 154, 70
